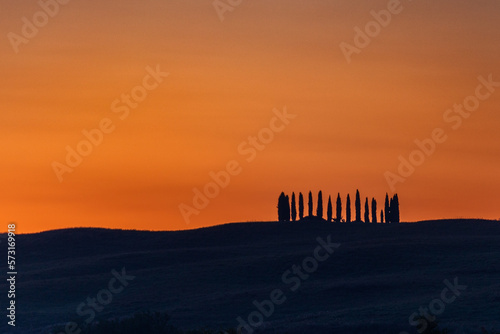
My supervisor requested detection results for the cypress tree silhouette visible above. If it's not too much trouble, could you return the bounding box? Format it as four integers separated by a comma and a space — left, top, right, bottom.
355, 189, 361, 222
371, 198, 377, 223
336, 193, 342, 223
277, 192, 286, 221
308, 191, 313, 217
298, 192, 304, 220
389, 197, 394, 223
327, 195, 332, 222
392, 194, 400, 223
317, 190, 323, 218
384, 193, 390, 223
277, 191, 398, 224
364, 197, 370, 223
346, 194, 351, 223
285, 195, 291, 221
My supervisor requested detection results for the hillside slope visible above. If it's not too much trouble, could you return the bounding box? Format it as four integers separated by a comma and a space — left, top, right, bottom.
1, 219, 499, 333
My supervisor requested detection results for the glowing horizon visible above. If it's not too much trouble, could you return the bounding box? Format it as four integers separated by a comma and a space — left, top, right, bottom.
1, 0, 499, 234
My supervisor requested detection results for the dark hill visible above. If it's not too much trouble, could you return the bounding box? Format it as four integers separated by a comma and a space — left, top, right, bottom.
1, 219, 499, 334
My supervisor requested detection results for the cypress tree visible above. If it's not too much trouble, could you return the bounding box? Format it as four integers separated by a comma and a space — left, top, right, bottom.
291, 192, 297, 222
389, 197, 394, 223
336, 193, 342, 223
380, 210, 384, 224
277, 192, 286, 221
384, 193, 390, 223
317, 191, 323, 218
355, 189, 361, 222
298, 192, 304, 220
371, 198, 377, 223
364, 197, 370, 223
327, 195, 333, 222
308, 191, 313, 217
346, 194, 351, 223
285, 195, 290, 221
392, 194, 400, 223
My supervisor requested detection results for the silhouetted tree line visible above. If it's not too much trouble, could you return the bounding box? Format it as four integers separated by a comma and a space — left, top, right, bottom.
277, 190, 400, 223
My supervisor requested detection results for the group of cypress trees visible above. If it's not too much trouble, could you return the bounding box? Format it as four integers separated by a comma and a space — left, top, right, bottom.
277, 190, 400, 223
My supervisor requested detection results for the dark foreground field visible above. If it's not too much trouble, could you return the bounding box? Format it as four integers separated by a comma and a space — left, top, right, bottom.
1, 219, 500, 334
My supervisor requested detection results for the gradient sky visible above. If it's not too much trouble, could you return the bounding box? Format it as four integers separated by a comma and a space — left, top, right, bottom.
1, 0, 499, 233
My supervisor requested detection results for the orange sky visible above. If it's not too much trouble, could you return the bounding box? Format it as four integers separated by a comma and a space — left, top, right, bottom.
1, 0, 499, 233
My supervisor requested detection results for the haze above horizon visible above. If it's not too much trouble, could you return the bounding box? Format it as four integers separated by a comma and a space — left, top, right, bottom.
1, 0, 499, 233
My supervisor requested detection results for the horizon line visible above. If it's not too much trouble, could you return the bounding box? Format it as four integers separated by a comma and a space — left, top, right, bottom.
4, 217, 499, 235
